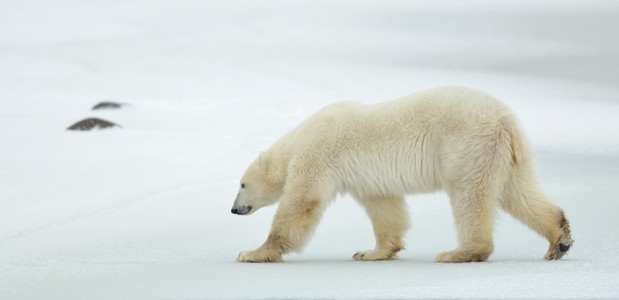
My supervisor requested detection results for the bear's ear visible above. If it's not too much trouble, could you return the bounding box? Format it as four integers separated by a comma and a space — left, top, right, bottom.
258, 151, 268, 166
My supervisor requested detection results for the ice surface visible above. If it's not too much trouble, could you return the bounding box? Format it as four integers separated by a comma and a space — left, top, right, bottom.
1, 0, 618, 299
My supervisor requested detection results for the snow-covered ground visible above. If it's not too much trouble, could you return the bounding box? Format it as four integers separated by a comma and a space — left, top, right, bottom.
1, 0, 619, 299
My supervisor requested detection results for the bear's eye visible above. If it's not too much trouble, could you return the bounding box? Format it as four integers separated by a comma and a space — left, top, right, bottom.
241, 183, 246, 189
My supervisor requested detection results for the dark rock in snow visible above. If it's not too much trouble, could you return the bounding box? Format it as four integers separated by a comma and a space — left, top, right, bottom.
67, 118, 121, 131
92, 101, 123, 110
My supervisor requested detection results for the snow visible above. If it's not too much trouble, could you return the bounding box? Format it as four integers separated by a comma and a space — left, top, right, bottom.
1, 0, 619, 299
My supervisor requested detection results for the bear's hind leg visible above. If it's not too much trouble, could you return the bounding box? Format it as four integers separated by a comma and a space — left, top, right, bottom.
354, 195, 409, 261
500, 166, 574, 260
436, 187, 497, 263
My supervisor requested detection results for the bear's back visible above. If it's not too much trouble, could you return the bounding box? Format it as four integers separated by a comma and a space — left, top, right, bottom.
309, 86, 516, 197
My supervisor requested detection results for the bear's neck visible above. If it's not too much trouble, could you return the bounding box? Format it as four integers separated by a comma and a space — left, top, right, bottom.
266, 139, 292, 187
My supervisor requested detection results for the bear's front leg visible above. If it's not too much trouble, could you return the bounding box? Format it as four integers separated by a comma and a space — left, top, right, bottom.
237, 189, 326, 263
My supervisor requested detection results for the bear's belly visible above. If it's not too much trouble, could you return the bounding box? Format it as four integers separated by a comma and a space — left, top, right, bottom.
335, 154, 442, 197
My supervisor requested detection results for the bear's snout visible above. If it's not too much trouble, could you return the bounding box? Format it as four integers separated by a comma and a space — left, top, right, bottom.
231, 205, 252, 215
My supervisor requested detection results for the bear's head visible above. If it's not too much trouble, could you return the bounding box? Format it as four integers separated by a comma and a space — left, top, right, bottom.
231, 152, 285, 215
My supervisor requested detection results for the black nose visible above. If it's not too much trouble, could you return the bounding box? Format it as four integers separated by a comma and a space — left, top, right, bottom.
231, 208, 238, 214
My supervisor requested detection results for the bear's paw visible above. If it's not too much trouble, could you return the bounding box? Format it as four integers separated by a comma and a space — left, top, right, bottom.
237, 249, 283, 263
353, 250, 399, 261
435, 249, 491, 263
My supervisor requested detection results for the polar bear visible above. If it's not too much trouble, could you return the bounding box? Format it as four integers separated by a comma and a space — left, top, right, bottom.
231, 86, 573, 263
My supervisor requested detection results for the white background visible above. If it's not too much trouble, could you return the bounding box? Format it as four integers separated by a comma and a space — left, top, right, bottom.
1, 0, 618, 299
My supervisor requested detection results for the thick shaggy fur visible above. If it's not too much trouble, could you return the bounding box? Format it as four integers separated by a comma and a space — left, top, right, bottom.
231, 86, 573, 263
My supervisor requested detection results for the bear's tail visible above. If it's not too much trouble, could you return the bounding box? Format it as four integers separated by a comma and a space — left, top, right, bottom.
497, 115, 527, 165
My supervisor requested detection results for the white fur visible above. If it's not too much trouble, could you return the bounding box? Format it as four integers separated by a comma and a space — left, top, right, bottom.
232, 86, 573, 263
